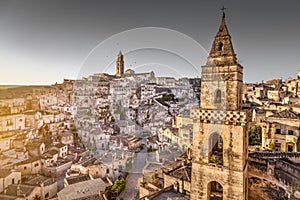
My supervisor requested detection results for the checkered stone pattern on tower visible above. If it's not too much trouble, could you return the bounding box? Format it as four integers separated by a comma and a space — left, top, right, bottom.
190, 107, 251, 125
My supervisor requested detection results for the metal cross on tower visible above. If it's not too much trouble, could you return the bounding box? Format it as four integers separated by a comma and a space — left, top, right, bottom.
221, 6, 226, 16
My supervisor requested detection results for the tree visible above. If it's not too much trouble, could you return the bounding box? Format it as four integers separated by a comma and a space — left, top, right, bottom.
152, 172, 158, 182
110, 177, 126, 198
140, 181, 147, 187
249, 126, 262, 146
269, 140, 275, 151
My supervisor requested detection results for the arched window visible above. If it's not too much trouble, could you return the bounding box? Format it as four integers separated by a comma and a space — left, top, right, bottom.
209, 133, 223, 166
208, 181, 223, 200
215, 89, 221, 104
218, 42, 223, 51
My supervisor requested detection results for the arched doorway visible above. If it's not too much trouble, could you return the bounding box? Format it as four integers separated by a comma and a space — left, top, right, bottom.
208, 181, 223, 200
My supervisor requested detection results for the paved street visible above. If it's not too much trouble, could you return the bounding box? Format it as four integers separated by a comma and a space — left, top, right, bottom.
121, 147, 147, 200
56, 174, 66, 191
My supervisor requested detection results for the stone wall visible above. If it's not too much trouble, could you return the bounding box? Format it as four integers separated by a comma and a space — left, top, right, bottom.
163, 173, 190, 193
248, 153, 300, 199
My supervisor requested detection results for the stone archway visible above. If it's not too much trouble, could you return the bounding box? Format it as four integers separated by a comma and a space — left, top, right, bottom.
207, 181, 223, 200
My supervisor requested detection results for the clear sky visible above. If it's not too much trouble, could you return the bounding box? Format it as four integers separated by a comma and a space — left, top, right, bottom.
0, 0, 299, 85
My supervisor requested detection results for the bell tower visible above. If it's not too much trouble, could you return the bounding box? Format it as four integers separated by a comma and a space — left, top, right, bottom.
200, 9, 243, 111
116, 51, 124, 78
190, 8, 250, 200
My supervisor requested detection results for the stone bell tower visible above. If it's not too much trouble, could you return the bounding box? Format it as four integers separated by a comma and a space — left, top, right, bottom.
190, 9, 250, 200
116, 51, 124, 78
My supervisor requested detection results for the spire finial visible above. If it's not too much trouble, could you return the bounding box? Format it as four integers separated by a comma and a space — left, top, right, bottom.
221, 6, 226, 17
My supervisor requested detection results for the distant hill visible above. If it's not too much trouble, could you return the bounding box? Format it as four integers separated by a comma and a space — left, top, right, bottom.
0, 85, 50, 98
0, 85, 22, 90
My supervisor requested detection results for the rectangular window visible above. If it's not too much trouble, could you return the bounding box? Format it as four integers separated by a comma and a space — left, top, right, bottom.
6, 120, 13, 126
275, 129, 281, 134
288, 130, 294, 135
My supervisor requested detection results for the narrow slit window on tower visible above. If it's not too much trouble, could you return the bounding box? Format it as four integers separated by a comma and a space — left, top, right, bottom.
218, 42, 223, 51
215, 89, 221, 104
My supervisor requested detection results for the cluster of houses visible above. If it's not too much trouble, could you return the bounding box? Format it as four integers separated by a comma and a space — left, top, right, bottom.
244, 70, 300, 152
0, 80, 113, 199
71, 63, 200, 173
1, 45, 299, 199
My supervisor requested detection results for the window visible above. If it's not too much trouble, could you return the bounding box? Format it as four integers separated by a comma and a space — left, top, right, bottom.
6, 120, 13, 126
287, 145, 293, 152
214, 89, 222, 104
12, 178, 14, 184
218, 42, 224, 51
288, 130, 294, 135
275, 129, 281, 134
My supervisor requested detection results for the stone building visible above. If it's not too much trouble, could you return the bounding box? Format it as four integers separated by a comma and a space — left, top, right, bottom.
0, 175, 57, 200
190, 11, 251, 200
0, 114, 25, 132
0, 169, 21, 193
263, 109, 300, 152
70, 157, 113, 179
16, 157, 43, 175
57, 177, 107, 200
285, 70, 300, 97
